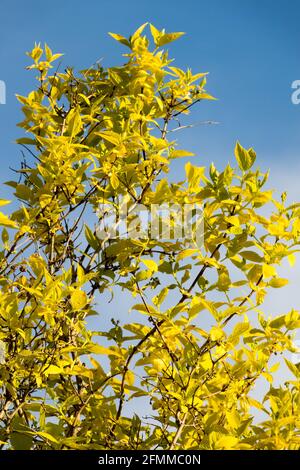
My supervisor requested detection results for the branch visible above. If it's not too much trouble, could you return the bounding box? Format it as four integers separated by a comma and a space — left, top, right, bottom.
169, 412, 188, 450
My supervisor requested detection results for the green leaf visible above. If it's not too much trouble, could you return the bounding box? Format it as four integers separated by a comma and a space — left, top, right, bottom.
11, 432, 33, 450
16, 137, 37, 145
269, 315, 286, 329
240, 251, 262, 263
15, 184, 32, 201
84, 225, 100, 251
10, 417, 33, 450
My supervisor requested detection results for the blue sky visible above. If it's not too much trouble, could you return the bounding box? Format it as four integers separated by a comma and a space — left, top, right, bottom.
0, 0, 299, 183
0, 0, 299, 408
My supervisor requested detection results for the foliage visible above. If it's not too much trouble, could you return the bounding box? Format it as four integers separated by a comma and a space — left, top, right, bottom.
0, 24, 299, 450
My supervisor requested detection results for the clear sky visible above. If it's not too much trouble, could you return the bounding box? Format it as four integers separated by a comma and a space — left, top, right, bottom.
0, 0, 299, 179
0, 0, 299, 407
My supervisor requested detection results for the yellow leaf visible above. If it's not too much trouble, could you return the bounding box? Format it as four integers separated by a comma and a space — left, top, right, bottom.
152, 358, 165, 372
45, 365, 63, 375
131, 23, 148, 43
88, 344, 119, 356
210, 326, 225, 341
34, 432, 59, 444
0, 199, 11, 207
65, 108, 82, 137
269, 278, 289, 288
262, 371, 273, 383
97, 131, 120, 145
149, 24, 161, 45
108, 32, 130, 48
70, 289, 88, 310
226, 410, 241, 429
157, 31, 185, 47
268, 223, 284, 236
215, 434, 239, 449
185, 162, 205, 191
288, 254, 296, 267
176, 249, 198, 261
110, 172, 119, 189
170, 149, 195, 159
142, 259, 158, 272
226, 216, 240, 227
0, 212, 17, 228
262, 264, 277, 279
234, 141, 256, 171
125, 370, 135, 386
